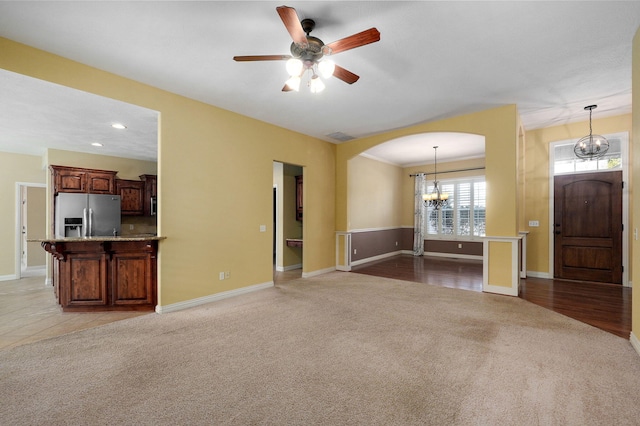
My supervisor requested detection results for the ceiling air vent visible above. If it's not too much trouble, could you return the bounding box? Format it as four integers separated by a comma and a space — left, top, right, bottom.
326, 131, 355, 142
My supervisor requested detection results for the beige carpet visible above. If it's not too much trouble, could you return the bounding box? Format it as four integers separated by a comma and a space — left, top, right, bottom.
2, 272, 640, 425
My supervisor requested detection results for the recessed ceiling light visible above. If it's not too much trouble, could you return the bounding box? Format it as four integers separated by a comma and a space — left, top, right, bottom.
111, 123, 127, 129
91, 142, 103, 147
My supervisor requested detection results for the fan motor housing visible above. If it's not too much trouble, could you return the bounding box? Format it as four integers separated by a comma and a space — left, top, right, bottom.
290, 36, 325, 64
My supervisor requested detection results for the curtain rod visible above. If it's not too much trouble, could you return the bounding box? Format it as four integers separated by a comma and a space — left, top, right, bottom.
409, 166, 485, 177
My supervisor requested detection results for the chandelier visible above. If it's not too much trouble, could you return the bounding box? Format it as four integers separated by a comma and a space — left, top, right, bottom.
573, 105, 609, 160
423, 146, 449, 210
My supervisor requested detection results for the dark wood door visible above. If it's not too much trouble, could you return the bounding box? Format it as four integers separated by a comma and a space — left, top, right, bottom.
554, 171, 622, 284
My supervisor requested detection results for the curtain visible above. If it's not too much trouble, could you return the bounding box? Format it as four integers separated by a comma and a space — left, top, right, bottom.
413, 173, 426, 256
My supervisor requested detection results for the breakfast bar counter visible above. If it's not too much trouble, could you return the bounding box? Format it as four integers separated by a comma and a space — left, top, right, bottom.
33, 236, 165, 312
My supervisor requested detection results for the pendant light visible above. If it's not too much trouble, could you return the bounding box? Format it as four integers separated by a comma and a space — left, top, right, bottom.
573, 105, 609, 160
423, 146, 449, 210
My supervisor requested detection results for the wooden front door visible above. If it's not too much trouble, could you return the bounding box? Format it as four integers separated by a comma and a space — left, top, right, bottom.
554, 171, 622, 284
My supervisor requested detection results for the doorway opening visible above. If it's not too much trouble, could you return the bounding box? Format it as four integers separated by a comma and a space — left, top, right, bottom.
273, 162, 303, 283
549, 132, 629, 286
15, 182, 47, 280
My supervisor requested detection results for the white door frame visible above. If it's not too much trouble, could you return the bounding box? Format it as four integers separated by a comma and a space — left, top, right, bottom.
548, 132, 629, 286
15, 182, 46, 281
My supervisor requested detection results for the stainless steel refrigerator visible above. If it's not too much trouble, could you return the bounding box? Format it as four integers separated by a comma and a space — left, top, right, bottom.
55, 193, 121, 238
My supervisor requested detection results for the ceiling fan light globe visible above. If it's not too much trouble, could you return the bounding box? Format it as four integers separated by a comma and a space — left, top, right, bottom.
309, 75, 325, 93
318, 59, 335, 78
286, 58, 303, 76
285, 76, 301, 91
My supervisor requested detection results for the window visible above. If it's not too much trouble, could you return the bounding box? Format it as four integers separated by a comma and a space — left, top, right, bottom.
425, 178, 485, 238
554, 137, 622, 174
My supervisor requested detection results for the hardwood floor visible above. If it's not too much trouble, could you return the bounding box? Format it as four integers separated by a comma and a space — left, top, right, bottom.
352, 254, 632, 339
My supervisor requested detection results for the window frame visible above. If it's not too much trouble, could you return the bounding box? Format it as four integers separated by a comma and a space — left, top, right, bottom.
424, 176, 486, 241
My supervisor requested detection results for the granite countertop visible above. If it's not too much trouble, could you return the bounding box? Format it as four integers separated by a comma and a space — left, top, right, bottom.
29, 234, 166, 243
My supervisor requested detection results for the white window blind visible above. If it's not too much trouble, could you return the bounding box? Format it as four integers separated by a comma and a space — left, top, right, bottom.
425, 178, 486, 238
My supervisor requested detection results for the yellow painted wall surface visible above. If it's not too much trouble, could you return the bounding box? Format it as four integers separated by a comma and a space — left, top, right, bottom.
26, 186, 47, 267
348, 155, 403, 230
632, 27, 640, 338
524, 114, 631, 275
488, 241, 513, 287
0, 152, 46, 277
1, 37, 336, 307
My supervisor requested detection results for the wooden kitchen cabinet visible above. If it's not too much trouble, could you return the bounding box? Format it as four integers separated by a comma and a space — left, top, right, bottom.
116, 179, 145, 215
45, 240, 158, 311
51, 165, 117, 194
139, 174, 157, 216
111, 241, 156, 306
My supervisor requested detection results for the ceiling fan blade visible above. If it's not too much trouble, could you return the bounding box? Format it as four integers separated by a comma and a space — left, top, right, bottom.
233, 55, 291, 62
325, 28, 380, 55
333, 65, 360, 84
276, 6, 307, 46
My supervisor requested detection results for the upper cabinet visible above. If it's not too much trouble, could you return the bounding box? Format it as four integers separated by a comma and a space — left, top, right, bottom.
51, 165, 117, 195
139, 174, 157, 216
116, 179, 145, 216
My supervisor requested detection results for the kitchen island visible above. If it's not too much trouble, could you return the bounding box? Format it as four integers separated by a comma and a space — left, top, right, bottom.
34, 235, 165, 312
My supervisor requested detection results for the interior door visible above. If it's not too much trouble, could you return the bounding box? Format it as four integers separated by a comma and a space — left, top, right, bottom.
554, 171, 622, 284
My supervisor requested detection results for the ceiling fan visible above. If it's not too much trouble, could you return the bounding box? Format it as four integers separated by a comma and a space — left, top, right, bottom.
233, 5, 380, 93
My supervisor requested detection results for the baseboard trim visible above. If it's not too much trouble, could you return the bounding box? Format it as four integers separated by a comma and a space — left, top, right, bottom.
156, 281, 274, 314
0, 274, 18, 282
351, 250, 403, 267
424, 252, 483, 261
630, 332, 640, 357
526, 271, 552, 279
21, 266, 46, 277
302, 266, 336, 278
483, 283, 518, 297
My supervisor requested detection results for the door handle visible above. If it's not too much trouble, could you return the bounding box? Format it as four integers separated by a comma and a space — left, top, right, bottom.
555, 231, 561, 235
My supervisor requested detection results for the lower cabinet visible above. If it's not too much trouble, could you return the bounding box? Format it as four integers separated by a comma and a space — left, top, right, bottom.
55, 241, 157, 311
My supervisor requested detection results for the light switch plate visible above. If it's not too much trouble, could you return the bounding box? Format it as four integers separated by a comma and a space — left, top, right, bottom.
528, 220, 539, 227
259, 225, 266, 232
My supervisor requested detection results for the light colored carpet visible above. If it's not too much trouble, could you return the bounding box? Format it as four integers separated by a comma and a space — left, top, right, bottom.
2, 272, 640, 425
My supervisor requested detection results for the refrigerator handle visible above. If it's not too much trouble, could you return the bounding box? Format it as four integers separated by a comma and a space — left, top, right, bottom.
88, 208, 93, 236
82, 208, 88, 237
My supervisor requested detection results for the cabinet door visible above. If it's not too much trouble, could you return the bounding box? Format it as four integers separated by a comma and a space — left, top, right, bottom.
87, 172, 116, 194
111, 244, 155, 306
116, 179, 145, 215
139, 174, 157, 216
60, 252, 109, 307
56, 169, 86, 193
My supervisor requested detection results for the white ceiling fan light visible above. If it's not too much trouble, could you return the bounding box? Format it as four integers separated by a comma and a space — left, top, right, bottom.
286, 58, 303, 77
111, 123, 127, 130
309, 74, 325, 93
318, 59, 335, 79
285, 75, 301, 91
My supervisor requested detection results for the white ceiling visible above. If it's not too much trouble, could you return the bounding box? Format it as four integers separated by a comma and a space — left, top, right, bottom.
0, 1, 638, 166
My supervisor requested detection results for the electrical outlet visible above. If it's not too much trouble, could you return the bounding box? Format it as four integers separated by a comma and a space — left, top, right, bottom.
259, 225, 266, 232
219, 272, 225, 280
225, 271, 230, 279
354, 249, 357, 254
395, 241, 398, 246
458, 243, 463, 249
129, 224, 134, 230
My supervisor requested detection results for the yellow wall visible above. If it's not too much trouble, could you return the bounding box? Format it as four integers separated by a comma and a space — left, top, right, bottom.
524, 114, 632, 275
632, 27, 640, 338
0, 37, 336, 307
348, 155, 403, 230
0, 152, 46, 278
